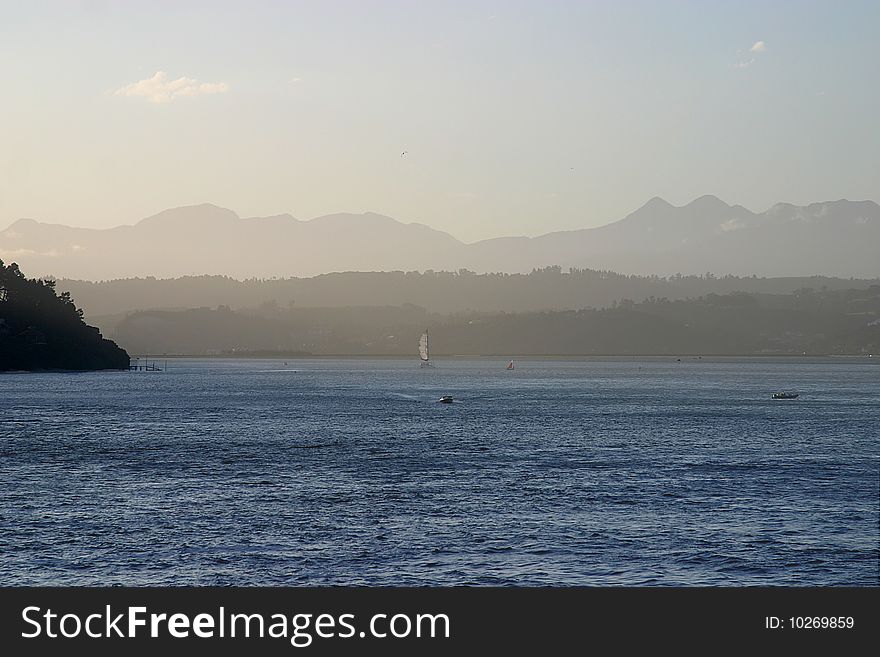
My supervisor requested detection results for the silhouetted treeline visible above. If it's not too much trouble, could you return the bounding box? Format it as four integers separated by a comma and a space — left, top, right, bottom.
56, 267, 880, 322
0, 261, 129, 371
110, 286, 880, 357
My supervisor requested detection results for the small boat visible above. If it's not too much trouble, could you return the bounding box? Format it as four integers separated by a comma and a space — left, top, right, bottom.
506, 360, 515, 370
771, 392, 799, 399
438, 396, 454, 403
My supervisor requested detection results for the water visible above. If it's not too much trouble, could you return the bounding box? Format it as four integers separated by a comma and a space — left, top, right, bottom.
1, 358, 877, 586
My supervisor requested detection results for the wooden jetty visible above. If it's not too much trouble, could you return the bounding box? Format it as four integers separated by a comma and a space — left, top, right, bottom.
129, 356, 166, 371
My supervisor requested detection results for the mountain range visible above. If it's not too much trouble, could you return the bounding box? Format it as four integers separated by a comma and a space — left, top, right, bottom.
1, 196, 878, 279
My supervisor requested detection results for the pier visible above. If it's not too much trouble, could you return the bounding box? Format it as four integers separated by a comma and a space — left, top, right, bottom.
129, 356, 166, 371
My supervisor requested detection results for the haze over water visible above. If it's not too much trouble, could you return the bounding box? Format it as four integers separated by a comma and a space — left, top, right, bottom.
1, 358, 876, 585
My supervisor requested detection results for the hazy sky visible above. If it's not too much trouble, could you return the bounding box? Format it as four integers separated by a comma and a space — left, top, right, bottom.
1, 0, 878, 241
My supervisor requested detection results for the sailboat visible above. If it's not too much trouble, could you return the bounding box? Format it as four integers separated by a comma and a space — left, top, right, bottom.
419, 330, 433, 368
506, 360, 515, 370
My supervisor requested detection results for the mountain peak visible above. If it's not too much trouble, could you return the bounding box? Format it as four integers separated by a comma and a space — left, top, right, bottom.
2, 197, 877, 279
3, 217, 39, 231
136, 204, 240, 228
685, 194, 729, 210
642, 196, 673, 210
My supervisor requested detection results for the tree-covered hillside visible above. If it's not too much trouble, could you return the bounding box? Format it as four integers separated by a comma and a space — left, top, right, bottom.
0, 261, 129, 371
57, 267, 880, 320
110, 287, 880, 357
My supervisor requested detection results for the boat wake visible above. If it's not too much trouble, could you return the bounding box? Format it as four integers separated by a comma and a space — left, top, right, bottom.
389, 392, 421, 401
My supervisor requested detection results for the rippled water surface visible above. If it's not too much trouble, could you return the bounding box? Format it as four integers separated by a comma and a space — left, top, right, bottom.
1, 358, 877, 585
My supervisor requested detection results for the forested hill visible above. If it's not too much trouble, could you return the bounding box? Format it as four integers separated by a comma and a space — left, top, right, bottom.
57, 268, 879, 319
0, 261, 129, 371
109, 287, 880, 357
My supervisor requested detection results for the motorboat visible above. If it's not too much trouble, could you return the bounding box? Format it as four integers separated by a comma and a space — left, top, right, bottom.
771, 392, 799, 399
438, 396, 454, 403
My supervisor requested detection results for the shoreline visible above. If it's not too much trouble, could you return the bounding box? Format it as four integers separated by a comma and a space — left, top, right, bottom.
124, 353, 877, 363
4, 355, 875, 373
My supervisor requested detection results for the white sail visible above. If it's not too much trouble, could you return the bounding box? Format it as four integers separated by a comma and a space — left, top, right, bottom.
418, 331, 430, 362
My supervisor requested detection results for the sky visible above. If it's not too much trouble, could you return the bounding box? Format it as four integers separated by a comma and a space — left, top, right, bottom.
1, 0, 878, 242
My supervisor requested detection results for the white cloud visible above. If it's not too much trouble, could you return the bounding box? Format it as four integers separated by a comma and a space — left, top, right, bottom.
718, 218, 746, 232
735, 41, 767, 69
114, 71, 230, 103
0, 248, 60, 258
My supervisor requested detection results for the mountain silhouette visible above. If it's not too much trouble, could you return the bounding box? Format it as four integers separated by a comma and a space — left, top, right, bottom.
1, 197, 877, 279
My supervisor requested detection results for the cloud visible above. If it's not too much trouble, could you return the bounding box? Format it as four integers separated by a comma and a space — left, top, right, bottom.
735, 41, 766, 69
114, 71, 230, 103
718, 218, 746, 232
0, 248, 60, 258
749, 40, 766, 53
